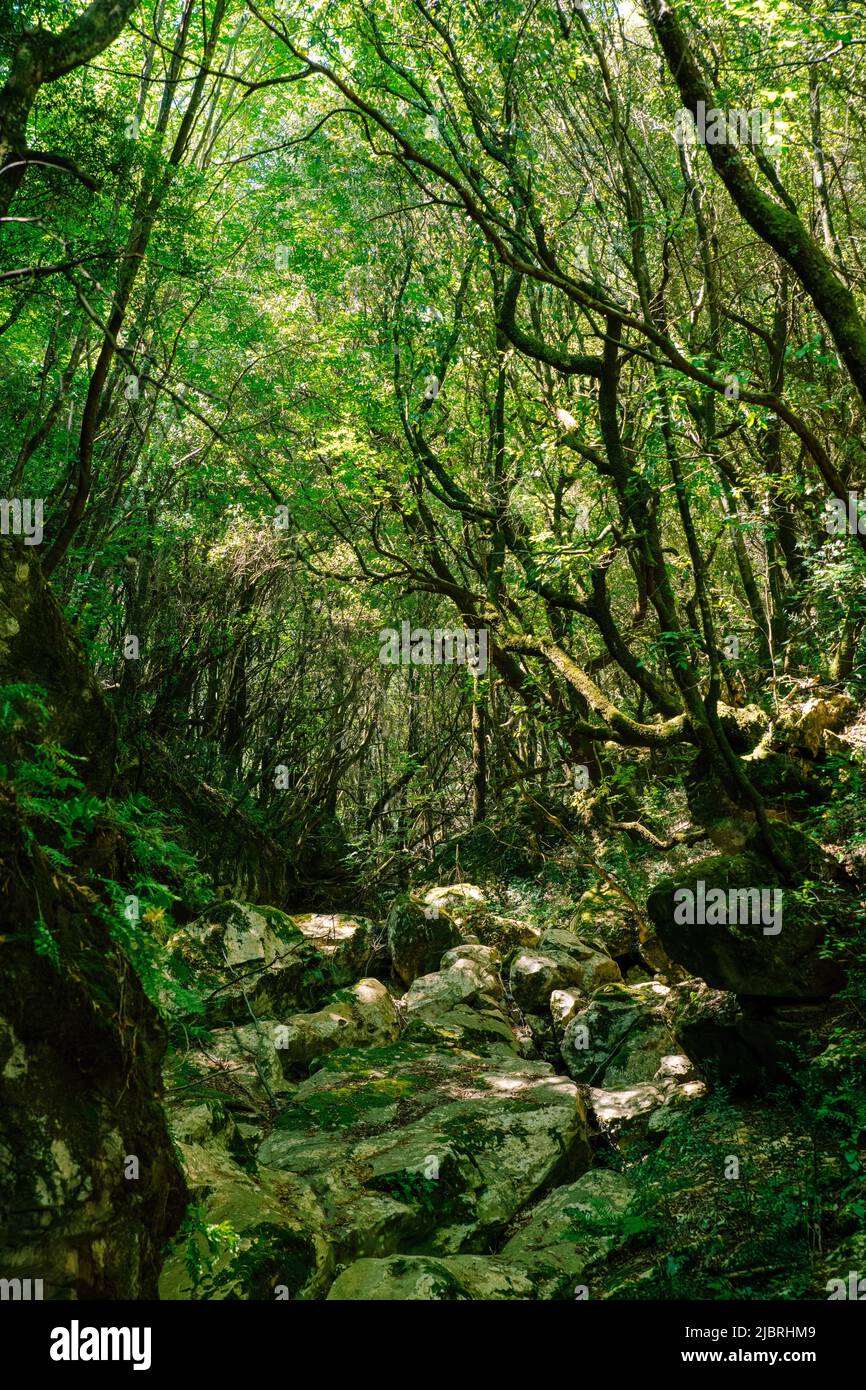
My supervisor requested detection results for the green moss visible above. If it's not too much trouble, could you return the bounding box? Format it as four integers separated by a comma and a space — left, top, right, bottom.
276, 1075, 416, 1134
314, 1041, 431, 1075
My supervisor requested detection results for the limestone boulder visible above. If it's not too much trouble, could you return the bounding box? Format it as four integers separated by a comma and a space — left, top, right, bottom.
386, 893, 462, 986
167, 1019, 294, 1111
159, 1147, 332, 1300
501, 1169, 636, 1298
646, 834, 844, 999
571, 884, 637, 959
165, 900, 322, 1026
561, 982, 677, 1088
289, 912, 378, 985
402, 944, 504, 1019
509, 929, 621, 1015
258, 1042, 590, 1261
274, 979, 400, 1075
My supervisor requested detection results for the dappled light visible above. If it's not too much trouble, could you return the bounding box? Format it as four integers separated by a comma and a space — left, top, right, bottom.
0, 0, 864, 1355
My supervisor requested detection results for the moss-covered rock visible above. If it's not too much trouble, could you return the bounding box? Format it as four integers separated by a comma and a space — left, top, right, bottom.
386, 892, 462, 985
571, 883, 639, 959
327, 1252, 537, 1300
258, 1042, 590, 1262
509, 929, 621, 1015
165, 900, 323, 1025
0, 790, 186, 1298
167, 1020, 295, 1113
288, 912, 379, 985
273, 978, 400, 1075
645, 830, 845, 998
399, 944, 516, 1054
501, 1169, 636, 1298
159, 1148, 333, 1300
561, 982, 678, 1087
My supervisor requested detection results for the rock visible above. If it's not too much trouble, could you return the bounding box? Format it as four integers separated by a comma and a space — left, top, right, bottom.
422, 883, 489, 921
160, 1148, 333, 1300
417, 885, 540, 955
402, 970, 477, 1019
0, 790, 186, 1299
645, 831, 845, 998
400, 943, 510, 1050
674, 986, 830, 1094
523, 1011, 558, 1064
404, 1006, 519, 1055
274, 979, 400, 1075
327, 1252, 537, 1300
589, 1075, 704, 1153
387, 893, 462, 986
402, 944, 503, 1019
509, 929, 621, 1015
400, 939, 522, 1045
289, 912, 378, 985
589, 1083, 665, 1132
706, 818, 751, 852
645, 1080, 706, 1135
260, 1040, 452, 1161
571, 884, 637, 958
168, 1019, 294, 1111
550, 989, 581, 1040
583, 1040, 699, 1151
480, 916, 543, 950
501, 1169, 636, 1298
348, 1078, 590, 1252
561, 982, 677, 1087
439, 942, 503, 987
166, 1097, 249, 1160
165, 900, 321, 1025
654, 1053, 697, 1086
399, 945, 518, 1053
258, 1042, 590, 1261
718, 702, 769, 753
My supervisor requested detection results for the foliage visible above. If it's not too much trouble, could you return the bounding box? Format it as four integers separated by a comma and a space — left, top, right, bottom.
173, 1206, 241, 1299
3, 0, 866, 1306
0, 682, 208, 1013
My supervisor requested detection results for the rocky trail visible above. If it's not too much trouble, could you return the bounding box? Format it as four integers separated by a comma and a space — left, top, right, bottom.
151, 871, 856, 1301
5, 0, 866, 1321
1, 523, 861, 1304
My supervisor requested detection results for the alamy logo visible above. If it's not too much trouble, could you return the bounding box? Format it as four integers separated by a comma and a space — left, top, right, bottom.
378, 621, 488, 675
0, 1277, 43, 1299
674, 101, 777, 147
49, 1321, 152, 1371
825, 494, 866, 536
0, 498, 43, 545
826, 1271, 865, 1300
673, 881, 782, 936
